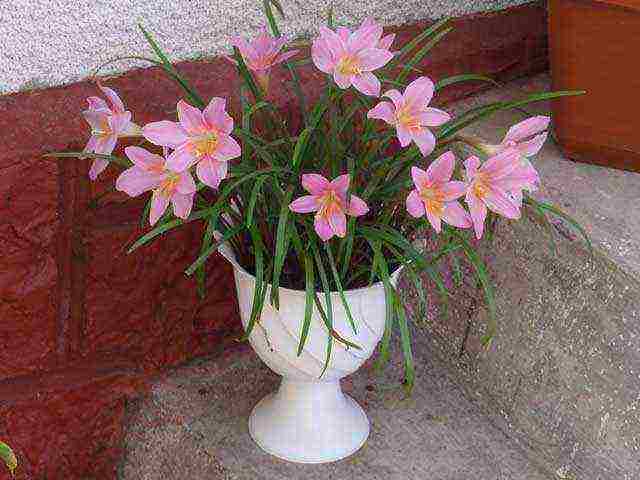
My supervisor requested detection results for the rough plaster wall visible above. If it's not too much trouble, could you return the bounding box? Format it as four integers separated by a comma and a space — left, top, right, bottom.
0, 0, 531, 95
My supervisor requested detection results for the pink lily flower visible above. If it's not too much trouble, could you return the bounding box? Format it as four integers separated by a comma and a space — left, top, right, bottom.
311, 18, 394, 97
116, 146, 196, 226
463, 148, 538, 239
82, 83, 141, 180
406, 151, 472, 232
289, 174, 369, 241
367, 76, 451, 156
142, 98, 241, 190
480, 116, 550, 206
230, 27, 299, 92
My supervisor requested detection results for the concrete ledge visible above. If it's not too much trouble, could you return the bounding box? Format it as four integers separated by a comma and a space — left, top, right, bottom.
409, 74, 640, 480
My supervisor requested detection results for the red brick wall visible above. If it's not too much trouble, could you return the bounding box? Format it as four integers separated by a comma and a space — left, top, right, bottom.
0, 4, 547, 479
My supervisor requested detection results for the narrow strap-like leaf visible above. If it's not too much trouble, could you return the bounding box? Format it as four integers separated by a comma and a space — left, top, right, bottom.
0, 441, 17, 477
240, 226, 267, 341
185, 223, 244, 275
298, 254, 315, 356
324, 243, 358, 334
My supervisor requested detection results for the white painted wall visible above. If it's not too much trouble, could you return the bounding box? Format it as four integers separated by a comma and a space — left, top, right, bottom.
0, 0, 530, 95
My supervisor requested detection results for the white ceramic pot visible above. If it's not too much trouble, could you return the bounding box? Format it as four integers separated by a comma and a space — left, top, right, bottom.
220, 244, 399, 464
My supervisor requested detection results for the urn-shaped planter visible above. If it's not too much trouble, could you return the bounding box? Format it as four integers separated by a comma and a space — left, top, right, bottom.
222, 244, 399, 464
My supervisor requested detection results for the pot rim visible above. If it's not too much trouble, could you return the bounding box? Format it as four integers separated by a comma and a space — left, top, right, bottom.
219, 241, 402, 298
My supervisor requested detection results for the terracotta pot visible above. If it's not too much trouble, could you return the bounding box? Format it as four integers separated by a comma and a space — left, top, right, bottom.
549, 0, 640, 172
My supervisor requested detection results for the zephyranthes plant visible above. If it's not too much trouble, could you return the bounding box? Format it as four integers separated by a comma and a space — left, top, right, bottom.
47, 2, 586, 391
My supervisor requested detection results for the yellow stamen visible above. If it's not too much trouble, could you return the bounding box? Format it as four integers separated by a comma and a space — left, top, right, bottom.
336, 55, 361, 75
192, 132, 219, 158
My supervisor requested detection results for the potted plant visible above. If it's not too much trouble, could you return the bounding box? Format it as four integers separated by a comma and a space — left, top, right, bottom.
48, 4, 585, 464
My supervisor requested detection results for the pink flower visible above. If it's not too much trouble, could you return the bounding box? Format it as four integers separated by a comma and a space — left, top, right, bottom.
463, 148, 538, 239
82, 83, 141, 180
116, 146, 196, 226
289, 174, 369, 241
311, 18, 394, 97
230, 27, 299, 91
367, 76, 451, 156
406, 151, 471, 232
142, 98, 241, 190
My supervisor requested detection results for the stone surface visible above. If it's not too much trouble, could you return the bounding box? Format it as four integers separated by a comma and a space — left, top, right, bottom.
121, 337, 550, 480
0, 0, 532, 95
405, 74, 640, 480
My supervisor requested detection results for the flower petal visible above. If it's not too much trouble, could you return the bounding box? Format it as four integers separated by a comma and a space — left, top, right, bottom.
150, 190, 170, 226
196, 158, 228, 189
166, 145, 197, 172
214, 135, 242, 161
93, 134, 118, 155
382, 89, 403, 108
356, 48, 394, 72
289, 195, 319, 213
319, 26, 346, 57
89, 158, 109, 181
419, 107, 451, 127
177, 100, 205, 134
124, 146, 165, 170
346, 195, 369, 216
377, 33, 395, 50
464, 156, 481, 179
203, 97, 233, 134
465, 191, 487, 239
425, 208, 442, 233
503, 116, 550, 144
411, 128, 436, 156
330, 174, 350, 195
483, 185, 521, 219
481, 148, 520, 179
396, 124, 412, 147
108, 112, 132, 136
143, 121, 188, 148
426, 151, 455, 183
115, 167, 163, 197
337, 27, 351, 43
274, 49, 299, 65
86, 96, 109, 111
348, 20, 383, 52
302, 173, 330, 195
411, 166, 430, 190
333, 70, 353, 89
516, 132, 548, 157
171, 192, 194, 220
328, 209, 347, 238
441, 201, 472, 229
351, 72, 381, 97
82, 110, 108, 130
175, 170, 197, 194
406, 189, 425, 218
404, 76, 435, 107
439, 181, 467, 201
99, 85, 125, 113
314, 215, 334, 241
311, 37, 337, 74
367, 101, 395, 124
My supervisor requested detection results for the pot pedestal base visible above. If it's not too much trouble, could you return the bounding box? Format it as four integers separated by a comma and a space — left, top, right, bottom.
248, 379, 370, 463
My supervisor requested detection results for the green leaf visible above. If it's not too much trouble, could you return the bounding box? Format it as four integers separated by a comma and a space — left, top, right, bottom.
324, 244, 357, 334
526, 197, 593, 252
0, 441, 17, 477
313, 244, 334, 377
270, 187, 294, 308
128, 218, 184, 253
435, 73, 500, 92
391, 17, 450, 66
246, 176, 269, 228
396, 26, 453, 83
291, 128, 312, 169
452, 231, 497, 347
240, 226, 267, 341
185, 223, 244, 276
368, 241, 396, 371
394, 290, 415, 393
298, 254, 315, 356
438, 90, 586, 140
138, 24, 205, 108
